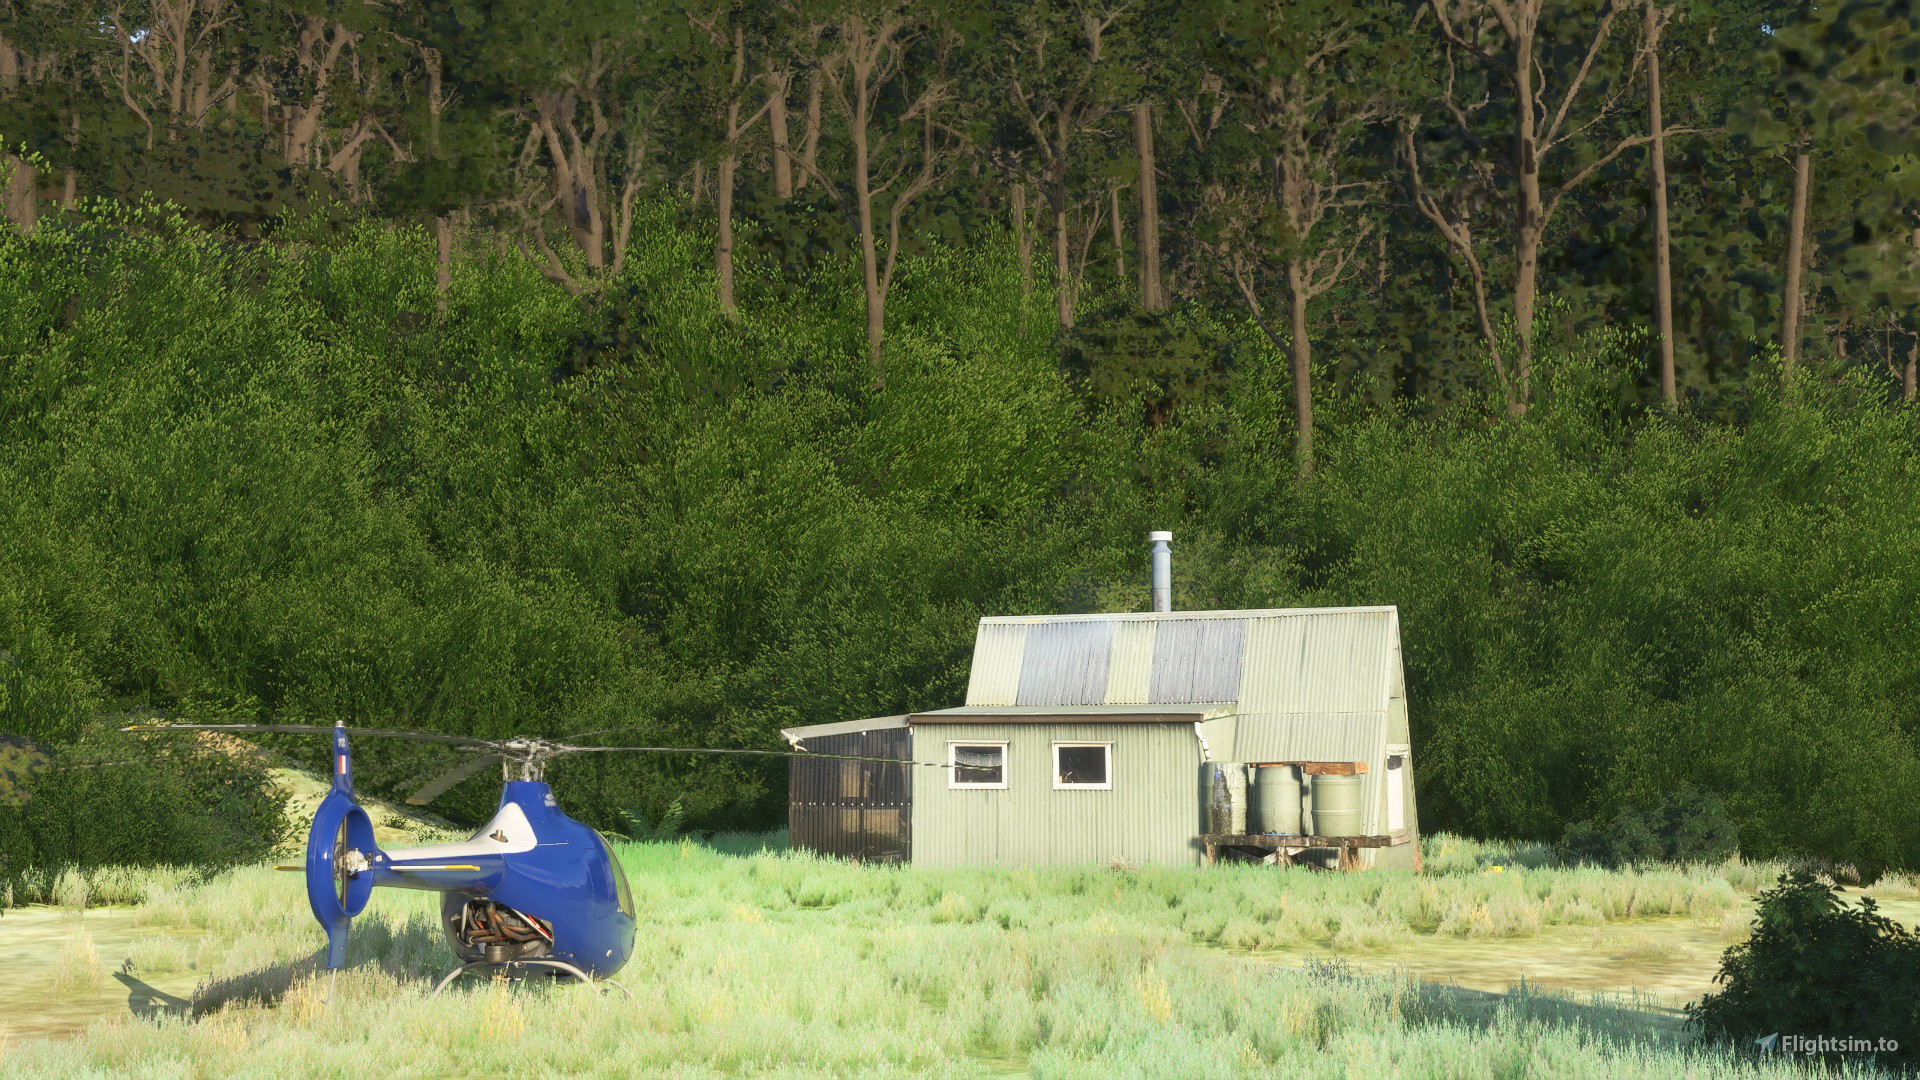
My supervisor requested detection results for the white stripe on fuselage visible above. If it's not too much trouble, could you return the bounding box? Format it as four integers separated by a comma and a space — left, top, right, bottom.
384, 802, 540, 862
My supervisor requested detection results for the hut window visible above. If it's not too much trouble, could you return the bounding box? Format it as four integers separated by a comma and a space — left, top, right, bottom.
949, 743, 1007, 789
1052, 743, 1111, 790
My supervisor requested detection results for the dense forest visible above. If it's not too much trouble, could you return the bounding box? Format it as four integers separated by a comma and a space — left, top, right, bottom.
0, 1, 1916, 874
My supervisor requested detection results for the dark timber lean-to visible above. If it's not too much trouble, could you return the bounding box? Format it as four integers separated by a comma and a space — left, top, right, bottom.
787, 728, 912, 862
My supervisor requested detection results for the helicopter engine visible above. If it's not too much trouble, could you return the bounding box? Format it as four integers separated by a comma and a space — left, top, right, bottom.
443, 895, 554, 964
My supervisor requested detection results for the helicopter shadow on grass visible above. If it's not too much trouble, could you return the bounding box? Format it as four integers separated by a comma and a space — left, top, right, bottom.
112, 971, 192, 1023
1299, 958, 1699, 1053
185, 914, 460, 1019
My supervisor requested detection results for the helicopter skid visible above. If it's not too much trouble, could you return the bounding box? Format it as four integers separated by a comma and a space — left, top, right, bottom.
430, 958, 632, 999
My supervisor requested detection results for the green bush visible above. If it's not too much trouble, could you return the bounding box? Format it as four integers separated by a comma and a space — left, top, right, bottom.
0, 722, 290, 877
1688, 869, 1920, 1073
620, 798, 688, 842
1559, 784, 1742, 868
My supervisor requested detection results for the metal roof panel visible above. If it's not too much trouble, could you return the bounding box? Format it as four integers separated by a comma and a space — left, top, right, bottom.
1103, 620, 1157, 704
964, 621, 1028, 706
781, 714, 911, 747
1148, 618, 1246, 704
1015, 620, 1114, 706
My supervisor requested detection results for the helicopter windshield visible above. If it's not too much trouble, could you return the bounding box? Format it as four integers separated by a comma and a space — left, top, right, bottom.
594, 831, 635, 918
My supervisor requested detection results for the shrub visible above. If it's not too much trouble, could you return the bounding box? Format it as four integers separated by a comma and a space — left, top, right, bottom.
620, 798, 688, 842
1559, 785, 1741, 868
1687, 869, 1920, 1073
0, 722, 290, 882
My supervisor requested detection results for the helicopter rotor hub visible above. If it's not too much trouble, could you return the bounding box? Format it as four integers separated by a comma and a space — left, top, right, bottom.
497, 740, 560, 783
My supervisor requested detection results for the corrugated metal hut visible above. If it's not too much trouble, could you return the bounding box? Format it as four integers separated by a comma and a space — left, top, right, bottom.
783, 601, 1420, 871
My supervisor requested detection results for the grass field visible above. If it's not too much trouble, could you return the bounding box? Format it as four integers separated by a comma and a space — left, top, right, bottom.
2, 834, 1915, 1078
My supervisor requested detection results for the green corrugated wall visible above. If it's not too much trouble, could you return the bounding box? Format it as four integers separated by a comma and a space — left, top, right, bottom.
910, 723, 1205, 868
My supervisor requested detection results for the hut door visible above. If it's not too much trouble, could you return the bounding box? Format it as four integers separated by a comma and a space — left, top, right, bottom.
1385, 752, 1406, 832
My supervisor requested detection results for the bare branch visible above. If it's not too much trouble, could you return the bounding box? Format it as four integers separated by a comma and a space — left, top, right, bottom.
1484, 0, 1520, 39
1400, 124, 1513, 405
1541, 0, 1627, 148
1305, 217, 1375, 299
517, 227, 582, 296
1228, 250, 1290, 357
1173, 73, 1228, 149
1542, 126, 1711, 222
1436, 46, 1510, 175
1429, 0, 1514, 76
609, 135, 649, 278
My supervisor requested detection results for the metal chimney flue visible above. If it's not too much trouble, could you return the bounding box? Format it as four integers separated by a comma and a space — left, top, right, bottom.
1149, 531, 1173, 612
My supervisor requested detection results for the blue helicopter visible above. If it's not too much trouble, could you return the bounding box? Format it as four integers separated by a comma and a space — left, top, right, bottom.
124, 720, 938, 995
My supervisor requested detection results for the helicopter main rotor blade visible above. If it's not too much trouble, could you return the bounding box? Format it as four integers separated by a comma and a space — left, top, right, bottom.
405, 753, 506, 805
121, 722, 494, 747
554, 745, 953, 768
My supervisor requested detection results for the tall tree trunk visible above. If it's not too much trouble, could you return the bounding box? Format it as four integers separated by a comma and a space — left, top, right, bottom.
1646, 5, 1676, 410
533, 101, 608, 272
716, 155, 738, 309
768, 70, 793, 198
0, 38, 31, 234
1911, 228, 1920, 403
1012, 181, 1033, 299
796, 71, 822, 192
851, 79, 885, 373
715, 23, 746, 312
1109, 184, 1125, 282
1511, 17, 1542, 416
63, 110, 79, 205
1780, 148, 1812, 368
280, 20, 355, 166
434, 214, 454, 315
1286, 261, 1313, 477
1052, 186, 1073, 330
1133, 102, 1163, 310
3, 156, 35, 235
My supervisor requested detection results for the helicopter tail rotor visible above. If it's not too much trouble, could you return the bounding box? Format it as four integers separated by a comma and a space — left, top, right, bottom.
306, 723, 382, 970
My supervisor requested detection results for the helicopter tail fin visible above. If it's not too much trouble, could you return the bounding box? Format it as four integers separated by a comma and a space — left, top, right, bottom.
330, 721, 354, 794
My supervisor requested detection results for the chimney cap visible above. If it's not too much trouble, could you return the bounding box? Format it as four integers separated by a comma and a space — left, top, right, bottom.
1149, 530, 1173, 542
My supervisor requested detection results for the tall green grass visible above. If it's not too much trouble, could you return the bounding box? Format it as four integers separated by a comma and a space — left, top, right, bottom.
0, 864, 209, 912
7, 835, 1911, 1077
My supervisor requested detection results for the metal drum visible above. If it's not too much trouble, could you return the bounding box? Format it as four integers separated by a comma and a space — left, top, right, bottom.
1252, 765, 1301, 834
1309, 773, 1365, 837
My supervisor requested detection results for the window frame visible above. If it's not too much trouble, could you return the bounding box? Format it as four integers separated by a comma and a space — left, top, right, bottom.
947, 741, 1010, 790
1050, 741, 1114, 791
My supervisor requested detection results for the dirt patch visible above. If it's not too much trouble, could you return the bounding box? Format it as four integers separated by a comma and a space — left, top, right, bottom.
0, 906, 206, 1042
1260, 916, 1732, 1010
1253, 891, 1920, 1012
